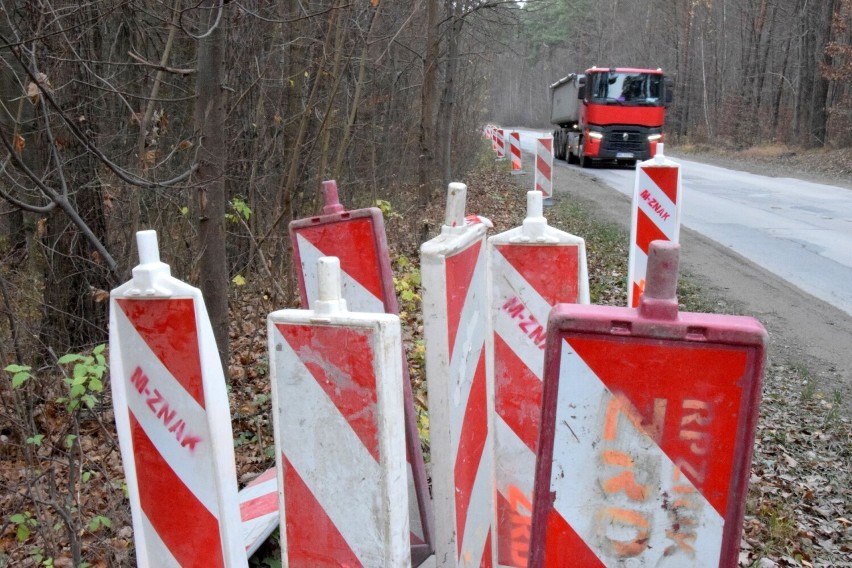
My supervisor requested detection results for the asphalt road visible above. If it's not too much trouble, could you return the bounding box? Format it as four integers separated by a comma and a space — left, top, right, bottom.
514, 128, 852, 317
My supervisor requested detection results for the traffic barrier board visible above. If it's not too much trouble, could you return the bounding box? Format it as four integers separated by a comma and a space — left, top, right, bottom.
488, 190, 589, 567
289, 180, 434, 564
109, 231, 278, 567
509, 131, 525, 175
628, 143, 682, 307
422, 182, 496, 567
496, 129, 506, 160
529, 241, 766, 568
268, 256, 410, 567
534, 138, 553, 200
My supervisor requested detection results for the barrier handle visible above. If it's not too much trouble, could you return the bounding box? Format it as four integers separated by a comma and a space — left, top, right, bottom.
128, 230, 171, 296
322, 180, 346, 215
443, 182, 467, 230
521, 191, 547, 240
313, 256, 347, 316
638, 240, 679, 320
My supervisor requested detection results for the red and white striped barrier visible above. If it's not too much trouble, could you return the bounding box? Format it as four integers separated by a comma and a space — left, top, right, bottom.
628, 143, 681, 307
422, 183, 496, 567
496, 129, 506, 160
534, 138, 553, 200
269, 257, 410, 567
509, 131, 525, 175
488, 191, 588, 568
529, 241, 766, 568
491, 127, 498, 154
109, 231, 278, 567
289, 180, 434, 565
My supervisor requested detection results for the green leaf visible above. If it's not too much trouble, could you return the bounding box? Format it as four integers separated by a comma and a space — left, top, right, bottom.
93, 344, 106, 355
26, 434, 45, 446
232, 274, 247, 287
5, 364, 31, 373
89, 377, 103, 392
16, 523, 30, 542
65, 434, 77, 448
57, 353, 83, 365
10, 513, 26, 524
12, 371, 31, 388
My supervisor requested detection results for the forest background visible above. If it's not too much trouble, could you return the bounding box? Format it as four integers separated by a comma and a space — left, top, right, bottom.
0, 0, 850, 565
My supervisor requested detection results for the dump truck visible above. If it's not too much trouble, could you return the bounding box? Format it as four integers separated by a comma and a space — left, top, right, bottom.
550, 67, 672, 167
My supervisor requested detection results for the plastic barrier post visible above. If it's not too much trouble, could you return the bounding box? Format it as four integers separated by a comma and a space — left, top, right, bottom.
109, 230, 278, 567
422, 183, 496, 567
529, 241, 766, 568
487, 191, 589, 568
509, 131, 525, 175
534, 138, 553, 202
628, 143, 682, 307
268, 257, 409, 567
496, 129, 506, 160
491, 128, 498, 154
289, 180, 434, 565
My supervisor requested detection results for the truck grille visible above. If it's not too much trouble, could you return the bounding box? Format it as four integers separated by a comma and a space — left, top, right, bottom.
602, 129, 646, 153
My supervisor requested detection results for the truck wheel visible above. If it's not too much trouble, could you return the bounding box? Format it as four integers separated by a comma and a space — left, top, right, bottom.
567, 147, 578, 165
579, 141, 590, 168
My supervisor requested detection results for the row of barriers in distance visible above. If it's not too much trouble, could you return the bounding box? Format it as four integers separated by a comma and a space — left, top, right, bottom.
108, 141, 767, 567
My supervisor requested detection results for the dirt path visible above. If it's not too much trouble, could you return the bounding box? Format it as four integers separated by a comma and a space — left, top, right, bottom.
548, 162, 852, 417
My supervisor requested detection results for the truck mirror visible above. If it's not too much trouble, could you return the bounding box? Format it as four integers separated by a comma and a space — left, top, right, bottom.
577, 86, 585, 100
665, 78, 674, 105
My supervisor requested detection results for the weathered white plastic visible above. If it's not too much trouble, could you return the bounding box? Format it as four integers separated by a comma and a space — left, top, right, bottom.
627, 144, 682, 307
268, 257, 410, 567
534, 138, 553, 199
487, 191, 589, 567
421, 183, 495, 567
313, 256, 348, 316
109, 231, 247, 567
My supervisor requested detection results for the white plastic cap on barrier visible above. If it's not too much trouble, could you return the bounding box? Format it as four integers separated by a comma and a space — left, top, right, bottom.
126, 230, 172, 297
313, 256, 348, 316
442, 182, 468, 234
654, 142, 666, 164
521, 191, 548, 241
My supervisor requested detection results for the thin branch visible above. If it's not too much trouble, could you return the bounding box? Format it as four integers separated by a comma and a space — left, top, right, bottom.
127, 51, 195, 75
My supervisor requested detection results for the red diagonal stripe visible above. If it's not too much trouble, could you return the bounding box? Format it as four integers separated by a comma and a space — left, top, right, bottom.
536, 154, 551, 181
631, 280, 644, 308
635, 208, 668, 255
454, 350, 488, 556
239, 492, 277, 523
283, 453, 362, 567
495, 244, 579, 306
543, 509, 604, 567
117, 299, 204, 408
480, 528, 493, 567
276, 323, 380, 462
295, 217, 385, 302
495, 334, 541, 452
130, 412, 224, 568
642, 165, 679, 203
446, 239, 483, 357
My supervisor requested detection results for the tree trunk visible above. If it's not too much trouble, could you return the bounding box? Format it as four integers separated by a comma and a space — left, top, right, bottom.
193, 0, 230, 371
418, 0, 440, 206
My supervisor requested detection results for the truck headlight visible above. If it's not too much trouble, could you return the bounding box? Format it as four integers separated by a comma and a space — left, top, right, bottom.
647, 133, 662, 141
588, 131, 603, 140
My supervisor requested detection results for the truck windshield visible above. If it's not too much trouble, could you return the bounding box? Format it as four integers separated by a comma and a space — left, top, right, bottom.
589, 71, 663, 105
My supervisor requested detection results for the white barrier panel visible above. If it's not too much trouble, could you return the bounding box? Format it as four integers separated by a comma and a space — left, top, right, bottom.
269, 257, 410, 567
628, 143, 682, 307
534, 138, 553, 200
529, 242, 766, 567
422, 183, 496, 567
509, 132, 525, 175
289, 180, 434, 565
488, 191, 588, 568
109, 231, 278, 567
